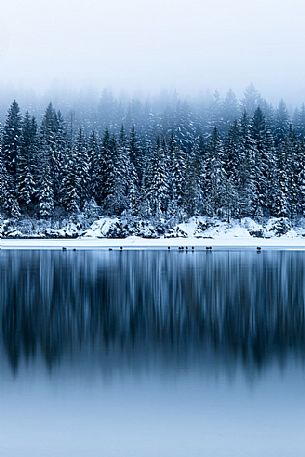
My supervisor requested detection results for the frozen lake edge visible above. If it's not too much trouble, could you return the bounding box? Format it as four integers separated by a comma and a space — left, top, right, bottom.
1, 236, 305, 250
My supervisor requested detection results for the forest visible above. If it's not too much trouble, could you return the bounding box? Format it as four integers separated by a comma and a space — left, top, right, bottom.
1, 85, 305, 222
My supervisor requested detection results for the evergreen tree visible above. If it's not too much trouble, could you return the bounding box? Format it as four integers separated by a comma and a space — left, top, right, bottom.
75, 128, 90, 209
222, 89, 240, 132
129, 126, 142, 185
168, 135, 186, 217
144, 138, 170, 217
184, 136, 204, 217
251, 107, 271, 217
0, 144, 20, 217
273, 139, 289, 217
55, 111, 68, 205
39, 160, 54, 218
40, 103, 62, 202
38, 137, 56, 219
285, 126, 299, 219
2, 100, 22, 178
241, 84, 263, 116
297, 139, 305, 215
16, 112, 37, 211
62, 128, 91, 213
88, 131, 100, 202
202, 127, 226, 216
98, 130, 118, 214
224, 121, 241, 219
61, 147, 80, 213
103, 131, 128, 215
238, 112, 256, 217
274, 100, 290, 146
293, 104, 305, 139
118, 126, 138, 214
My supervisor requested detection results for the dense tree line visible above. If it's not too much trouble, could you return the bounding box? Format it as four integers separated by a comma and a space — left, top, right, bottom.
1, 86, 305, 220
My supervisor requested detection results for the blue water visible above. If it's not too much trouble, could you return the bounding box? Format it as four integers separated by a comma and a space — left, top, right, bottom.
0, 250, 304, 457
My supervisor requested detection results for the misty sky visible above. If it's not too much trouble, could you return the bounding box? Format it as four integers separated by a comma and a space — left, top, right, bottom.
0, 0, 305, 102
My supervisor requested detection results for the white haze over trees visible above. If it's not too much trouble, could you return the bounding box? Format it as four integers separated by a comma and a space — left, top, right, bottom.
1, 0, 305, 103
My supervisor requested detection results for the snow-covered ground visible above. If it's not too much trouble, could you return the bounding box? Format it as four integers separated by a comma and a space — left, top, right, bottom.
1, 237, 305, 250
1, 216, 305, 249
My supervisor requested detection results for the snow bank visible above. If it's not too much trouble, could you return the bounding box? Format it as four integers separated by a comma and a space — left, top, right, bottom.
1, 216, 305, 249
2, 236, 305, 250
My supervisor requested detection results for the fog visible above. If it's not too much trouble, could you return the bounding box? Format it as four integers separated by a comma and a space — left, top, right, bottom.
0, 0, 305, 103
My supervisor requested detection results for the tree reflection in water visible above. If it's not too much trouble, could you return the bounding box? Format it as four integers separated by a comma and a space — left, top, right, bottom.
1, 250, 304, 374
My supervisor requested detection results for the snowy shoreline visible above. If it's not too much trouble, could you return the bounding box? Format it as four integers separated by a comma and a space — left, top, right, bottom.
2, 216, 305, 249
1, 236, 305, 250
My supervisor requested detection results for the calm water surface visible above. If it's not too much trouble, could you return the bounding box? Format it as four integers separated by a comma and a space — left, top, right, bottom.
0, 250, 304, 457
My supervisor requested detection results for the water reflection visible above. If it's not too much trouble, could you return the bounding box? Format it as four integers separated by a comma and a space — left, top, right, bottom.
1, 250, 305, 374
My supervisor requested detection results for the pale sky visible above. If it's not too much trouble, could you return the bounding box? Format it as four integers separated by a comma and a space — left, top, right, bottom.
0, 0, 304, 102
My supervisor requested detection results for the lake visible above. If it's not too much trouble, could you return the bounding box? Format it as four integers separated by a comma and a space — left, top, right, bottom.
0, 249, 304, 457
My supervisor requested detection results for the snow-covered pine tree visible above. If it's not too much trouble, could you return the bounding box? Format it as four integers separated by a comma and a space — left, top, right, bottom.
274, 100, 290, 146
238, 111, 256, 217
38, 109, 56, 218
167, 135, 186, 218
61, 147, 80, 214
39, 158, 54, 219
103, 130, 128, 215
0, 144, 20, 217
144, 138, 170, 218
40, 103, 61, 202
118, 126, 138, 215
273, 139, 289, 218
16, 112, 37, 212
171, 101, 197, 154
221, 89, 240, 133
98, 130, 118, 214
264, 127, 278, 216
2, 100, 22, 179
76, 128, 90, 209
61, 128, 91, 213
87, 130, 100, 203
184, 135, 204, 217
207, 90, 222, 132
202, 127, 226, 216
285, 126, 299, 219
241, 84, 263, 117
55, 111, 68, 206
297, 138, 305, 216
129, 126, 143, 186
294, 104, 305, 138
251, 107, 271, 217
223, 120, 241, 219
